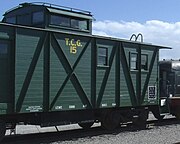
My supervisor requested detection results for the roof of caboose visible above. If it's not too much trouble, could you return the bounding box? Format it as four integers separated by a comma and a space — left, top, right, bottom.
3, 2, 93, 20
1, 2, 172, 50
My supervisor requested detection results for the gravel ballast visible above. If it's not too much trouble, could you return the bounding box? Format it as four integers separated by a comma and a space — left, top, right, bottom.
4, 115, 180, 144
48, 124, 180, 144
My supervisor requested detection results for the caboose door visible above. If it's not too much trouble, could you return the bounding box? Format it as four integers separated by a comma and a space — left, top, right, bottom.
0, 40, 11, 107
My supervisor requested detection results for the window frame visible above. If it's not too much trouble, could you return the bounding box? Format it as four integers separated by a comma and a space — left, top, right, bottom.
32, 11, 44, 24
0, 43, 8, 55
6, 16, 16, 24
0, 40, 9, 59
97, 47, 108, 67
141, 54, 148, 71
17, 14, 31, 25
49, 14, 89, 31
50, 15, 70, 27
129, 52, 149, 71
130, 52, 138, 71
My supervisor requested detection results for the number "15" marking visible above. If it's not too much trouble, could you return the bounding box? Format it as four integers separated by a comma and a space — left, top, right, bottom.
65, 38, 82, 54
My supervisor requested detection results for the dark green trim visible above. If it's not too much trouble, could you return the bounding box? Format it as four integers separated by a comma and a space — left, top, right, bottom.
43, 33, 50, 112
115, 42, 120, 107
16, 32, 48, 112
121, 42, 137, 106
141, 48, 158, 104
91, 38, 97, 108
9, 29, 16, 113
97, 42, 117, 107
50, 33, 92, 109
136, 45, 141, 105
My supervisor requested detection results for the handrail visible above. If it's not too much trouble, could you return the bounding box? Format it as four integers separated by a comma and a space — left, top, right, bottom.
130, 33, 143, 43
130, 34, 137, 41
30, 2, 91, 15
136, 33, 143, 43
5, 2, 92, 16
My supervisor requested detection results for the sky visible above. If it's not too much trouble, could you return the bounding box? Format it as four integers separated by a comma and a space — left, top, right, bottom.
1, 0, 180, 59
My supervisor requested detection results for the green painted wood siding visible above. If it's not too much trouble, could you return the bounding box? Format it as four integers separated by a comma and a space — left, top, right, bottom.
15, 29, 44, 112
50, 34, 92, 110
0, 24, 161, 114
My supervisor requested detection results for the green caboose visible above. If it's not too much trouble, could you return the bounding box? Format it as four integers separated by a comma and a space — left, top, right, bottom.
0, 2, 170, 139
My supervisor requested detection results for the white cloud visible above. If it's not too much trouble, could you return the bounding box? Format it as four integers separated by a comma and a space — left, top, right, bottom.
92, 20, 180, 59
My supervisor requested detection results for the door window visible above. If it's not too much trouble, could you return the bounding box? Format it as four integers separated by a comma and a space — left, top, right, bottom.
0, 40, 10, 102
97, 47, 108, 66
0, 43, 8, 55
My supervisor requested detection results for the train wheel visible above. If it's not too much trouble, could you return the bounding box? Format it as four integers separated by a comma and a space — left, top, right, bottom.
133, 110, 148, 129
175, 111, 180, 120
172, 107, 180, 120
78, 122, 94, 129
152, 111, 165, 121
157, 115, 165, 121
175, 114, 180, 119
101, 110, 120, 130
0, 120, 6, 141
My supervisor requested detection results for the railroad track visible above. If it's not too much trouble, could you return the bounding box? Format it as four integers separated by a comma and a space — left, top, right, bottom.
1, 118, 180, 144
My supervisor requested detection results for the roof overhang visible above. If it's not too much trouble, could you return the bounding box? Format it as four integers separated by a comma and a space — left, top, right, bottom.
158, 46, 172, 49
46, 8, 93, 20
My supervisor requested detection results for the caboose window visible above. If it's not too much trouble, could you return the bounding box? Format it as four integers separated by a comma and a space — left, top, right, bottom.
71, 19, 88, 30
98, 47, 108, 66
50, 14, 88, 30
79, 20, 88, 30
33, 11, 44, 24
130, 53, 138, 70
50, 15, 70, 27
0, 43, 8, 55
141, 54, 148, 70
17, 14, 31, 25
130, 53, 148, 71
71, 19, 79, 29
6, 17, 16, 24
